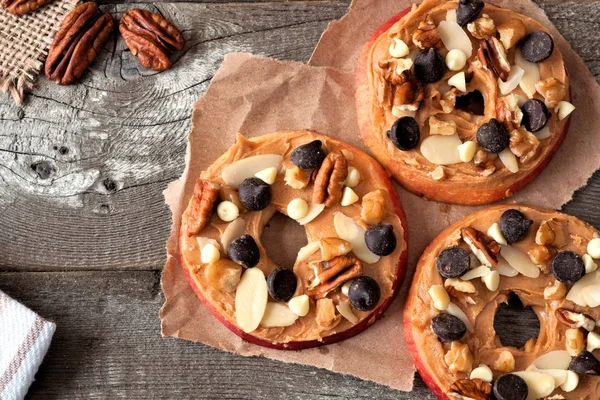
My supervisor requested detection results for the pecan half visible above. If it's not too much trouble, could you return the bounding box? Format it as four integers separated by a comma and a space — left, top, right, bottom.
478, 37, 510, 82
186, 178, 220, 236
412, 14, 440, 49
307, 255, 362, 299
2, 0, 54, 15
120, 9, 184, 72
312, 152, 348, 207
556, 308, 597, 332
462, 227, 500, 268
449, 378, 492, 400
45, 3, 114, 85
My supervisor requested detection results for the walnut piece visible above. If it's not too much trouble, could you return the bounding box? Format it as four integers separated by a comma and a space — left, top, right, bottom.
186, 179, 220, 236
528, 245, 553, 273
536, 218, 567, 248
544, 281, 567, 300
468, 14, 496, 40
313, 152, 348, 207
361, 189, 387, 225
377, 62, 424, 109
412, 14, 440, 49
535, 78, 567, 109
497, 19, 527, 50
445, 342, 474, 374
493, 350, 515, 373
510, 127, 540, 164
284, 165, 311, 189
449, 378, 493, 400
565, 328, 585, 356
440, 89, 457, 113
319, 238, 352, 261
315, 298, 342, 329
307, 255, 363, 299
497, 95, 524, 132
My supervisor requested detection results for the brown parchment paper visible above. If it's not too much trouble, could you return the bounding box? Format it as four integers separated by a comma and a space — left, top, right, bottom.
161, 0, 600, 393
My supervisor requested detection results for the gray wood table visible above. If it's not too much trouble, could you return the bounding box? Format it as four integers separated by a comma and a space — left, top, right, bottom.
1, 0, 599, 398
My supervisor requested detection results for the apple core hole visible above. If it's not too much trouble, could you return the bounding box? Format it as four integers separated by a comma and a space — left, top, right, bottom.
456, 90, 485, 116
261, 212, 308, 268
494, 292, 540, 349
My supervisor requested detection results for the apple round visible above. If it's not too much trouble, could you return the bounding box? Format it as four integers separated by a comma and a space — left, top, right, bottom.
180, 130, 408, 349
355, 0, 574, 205
404, 204, 600, 399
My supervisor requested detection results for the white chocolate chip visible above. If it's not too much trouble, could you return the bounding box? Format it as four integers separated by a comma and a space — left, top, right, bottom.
340, 187, 359, 206
254, 166, 278, 185
336, 302, 358, 324
217, 200, 240, 222
288, 294, 310, 317
587, 331, 600, 352
555, 101, 576, 121
448, 72, 467, 92
481, 270, 500, 291
345, 167, 361, 188
487, 222, 507, 245
287, 198, 309, 221
445, 49, 467, 71
389, 38, 409, 58
201, 243, 221, 264
560, 370, 580, 392
470, 364, 493, 382
428, 285, 450, 311
587, 237, 600, 259
499, 148, 519, 173
583, 254, 598, 274
457, 141, 477, 163
341, 280, 352, 296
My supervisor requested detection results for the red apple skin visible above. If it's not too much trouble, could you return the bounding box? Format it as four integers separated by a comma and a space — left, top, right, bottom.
179, 137, 409, 350
355, 9, 571, 206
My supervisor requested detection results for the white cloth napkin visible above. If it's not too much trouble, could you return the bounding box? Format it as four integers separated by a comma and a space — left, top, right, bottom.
0, 291, 55, 400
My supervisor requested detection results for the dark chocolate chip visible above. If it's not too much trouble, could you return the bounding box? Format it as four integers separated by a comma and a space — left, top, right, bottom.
290, 140, 326, 169
348, 276, 381, 311
551, 250, 585, 284
364, 224, 397, 256
520, 31, 554, 63
457, 0, 485, 27
493, 374, 528, 400
476, 118, 509, 154
228, 235, 260, 268
414, 48, 446, 83
436, 246, 470, 279
431, 313, 467, 342
569, 351, 600, 375
521, 98, 551, 132
238, 177, 271, 211
267, 267, 297, 302
387, 116, 420, 151
499, 209, 533, 244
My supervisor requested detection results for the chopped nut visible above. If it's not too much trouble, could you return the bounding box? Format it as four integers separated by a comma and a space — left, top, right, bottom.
430, 166, 446, 181
478, 37, 511, 82
458, 141, 477, 163
445, 278, 478, 301
307, 255, 362, 299
536, 219, 567, 248
497, 19, 527, 50
536, 78, 567, 109
440, 88, 457, 113
377, 61, 424, 108
462, 227, 500, 268
494, 350, 515, 373
319, 237, 352, 261
360, 189, 387, 225
284, 165, 311, 189
412, 14, 440, 49
476, 161, 497, 177
186, 179, 221, 236
449, 378, 492, 400
555, 308, 596, 331
204, 259, 242, 293
497, 94, 524, 132
315, 298, 341, 329
429, 116, 457, 135
445, 342, 474, 374
509, 127, 540, 164
313, 152, 348, 207
544, 280, 567, 300
467, 14, 496, 40
565, 328, 585, 357
473, 149, 489, 165
528, 245, 553, 273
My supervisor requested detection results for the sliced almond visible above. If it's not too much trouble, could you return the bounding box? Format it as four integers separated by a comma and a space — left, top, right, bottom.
297, 203, 325, 225
334, 212, 380, 264
260, 302, 298, 327
531, 350, 572, 370
296, 241, 320, 263
515, 49, 540, 98
497, 256, 519, 277
581, 284, 600, 307
481, 270, 500, 291
235, 268, 268, 333
288, 294, 310, 317
499, 148, 519, 173
526, 367, 567, 388
428, 285, 450, 311
583, 254, 598, 274
336, 302, 358, 324
460, 265, 492, 281
222, 154, 283, 187
566, 270, 600, 306
535, 125, 552, 140
498, 65, 525, 95
438, 20, 473, 57
446, 302, 473, 332
500, 245, 541, 278
512, 371, 555, 400
420, 133, 463, 165
221, 218, 246, 254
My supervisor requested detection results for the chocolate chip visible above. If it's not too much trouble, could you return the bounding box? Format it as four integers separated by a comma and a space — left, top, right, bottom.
569, 351, 600, 375
521, 98, 551, 132
499, 209, 533, 244
520, 31, 554, 63
267, 267, 297, 302
228, 235, 260, 268
290, 140, 326, 169
551, 251, 585, 284
476, 118, 509, 153
431, 313, 467, 342
238, 177, 271, 211
387, 116, 420, 151
414, 48, 446, 83
348, 276, 381, 311
436, 246, 470, 279
364, 224, 397, 256
456, 0, 484, 27
493, 374, 528, 400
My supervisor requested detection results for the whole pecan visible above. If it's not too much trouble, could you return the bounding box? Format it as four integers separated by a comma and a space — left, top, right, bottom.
449, 378, 492, 400
119, 9, 184, 72
2, 0, 54, 15
312, 151, 348, 207
45, 3, 114, 85
186, 178, 220, 236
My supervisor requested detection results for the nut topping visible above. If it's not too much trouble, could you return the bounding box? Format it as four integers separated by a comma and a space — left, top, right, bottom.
478, 37, 511, 82
449, 378, 492, 400
120, 9, 185, 72
429, 116, 457, 135
186, 178, 220, 236
377, 61, 424, 108
565, 328, 585, 357
361, 190, 387, 225
509, 127, 540, 164
444, 342, 474, 374
315, 298, 342, 329
462, 227, 500, 268
544, 280, 567, 300
312, 152, 348, 207
467, 14, 496, 40
412, 14, 441, 49
536, 218, 567, 248
2, 0, 54, 15
555, 308, 596, 331
528, 245, 553, 273
497, 95, 524, 132
494, 350, 515, 373
497, 19, 527, 50
319, 238, 352, 261
284, 165, 311, 189
535, 78, 567, 109
307, 255, 363, 299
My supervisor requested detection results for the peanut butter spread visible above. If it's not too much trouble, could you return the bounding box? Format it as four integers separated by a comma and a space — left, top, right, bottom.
364, 0, 572, 202
180, 131, 407, 347
405, 205, 600, 399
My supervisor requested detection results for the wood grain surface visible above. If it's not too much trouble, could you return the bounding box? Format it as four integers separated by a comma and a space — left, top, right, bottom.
0, 0, 599, 398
